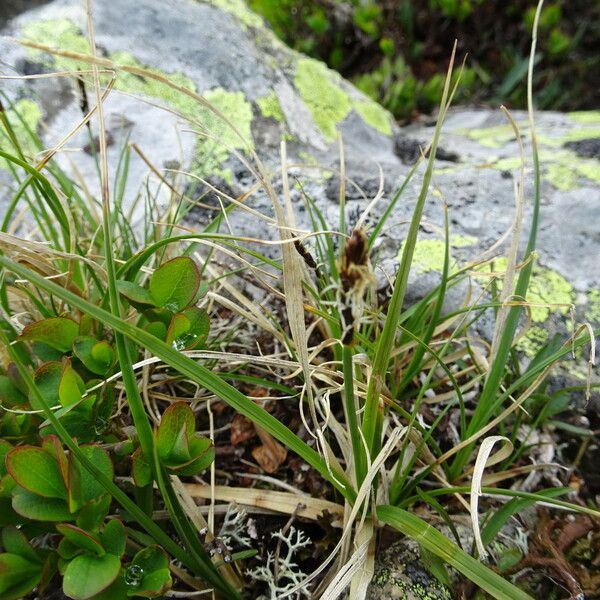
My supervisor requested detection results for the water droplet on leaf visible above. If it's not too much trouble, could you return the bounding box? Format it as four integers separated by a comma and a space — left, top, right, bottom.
125, 564, 144, 586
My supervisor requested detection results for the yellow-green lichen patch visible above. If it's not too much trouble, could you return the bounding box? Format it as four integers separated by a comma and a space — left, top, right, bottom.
21, 19, 90, 70
451, 234, 478, 247
538, 127, 600, 147
398, 239, 451, 275
192, 88, 254, 183
256, 91, 285, 123
460, 123, 526, 148
573, 159, 600, 186
585, 289, 600, 324
353, 99, 392, 136
111, 51, 199, 118
516, 326, 549, 358
294, 58, 352, 141
0, 99, 42, 169
545, 163, 578, 191
568, 111, 600, 124
205, 0, 264, 29
397, 235, 478, 275
485, 146, 600, 191
486, 257, 574, 322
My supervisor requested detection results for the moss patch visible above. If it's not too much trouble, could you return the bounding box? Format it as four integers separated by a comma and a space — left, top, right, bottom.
294, 58, 352, 141
353, 99, 392, 136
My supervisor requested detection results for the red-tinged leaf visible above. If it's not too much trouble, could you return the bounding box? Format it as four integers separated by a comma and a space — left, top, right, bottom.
56, 524, 105, 556
6, 446, 67, 499
18, 318, 79, 353
116, 281, 155, 308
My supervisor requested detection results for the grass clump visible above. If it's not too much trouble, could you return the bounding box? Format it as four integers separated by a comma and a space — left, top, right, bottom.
0, 3, 598, 599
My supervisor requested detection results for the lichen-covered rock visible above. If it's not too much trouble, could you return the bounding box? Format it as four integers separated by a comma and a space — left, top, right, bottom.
0, 0, 598, 385
367, 542, 454, 600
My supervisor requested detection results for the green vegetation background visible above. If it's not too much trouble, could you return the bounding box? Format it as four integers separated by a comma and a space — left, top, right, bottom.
250, 0, 599, 119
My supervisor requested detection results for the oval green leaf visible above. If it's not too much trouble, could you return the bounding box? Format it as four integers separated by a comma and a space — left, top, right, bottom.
149, 257, 200, 312
62, 553, 121, 600
155, 402, 194, 464
100, 519, 126, 558
73, 337, 114, 376
11, 488, 71, 522
126, 546, 171, 597
6, 446, 67, 499
116, 281, 155, 308
18, 318, 79, 353
57, 524, 105, 557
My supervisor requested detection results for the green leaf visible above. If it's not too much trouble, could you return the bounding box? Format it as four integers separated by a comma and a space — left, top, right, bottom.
0, 376, 27, 407
125, 546, 171, 597
155, 402, 194, 462
18, 318, 79, 353
73, 337, 115, 376
170, 437, 214, 476
1, 527, 40, 564
0, 553, 41, 598
131, 448, 152, 488
11, 487, 71, 522
116, 281, 155, 309
59, 361, 85, 407
32, 362, 62, 410
149, 257, 200, 312
0, 442, 12, 479
377, 505, 533, 600
62, 553, 121, 600
57, 524, 105, 557
143, 321, 167, 341
69, 446, 114, 513
6, 446, 67, 499
101, 520, 126, 558
166, 308, 210, 350
76, 495, 112, 532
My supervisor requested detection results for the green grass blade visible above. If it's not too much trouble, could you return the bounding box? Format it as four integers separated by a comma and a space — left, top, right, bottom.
362, 47, 457, 463
377, 505, 534, 600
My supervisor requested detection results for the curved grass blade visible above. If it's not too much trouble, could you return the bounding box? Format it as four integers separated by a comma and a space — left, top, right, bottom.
377, 505, 533, 600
